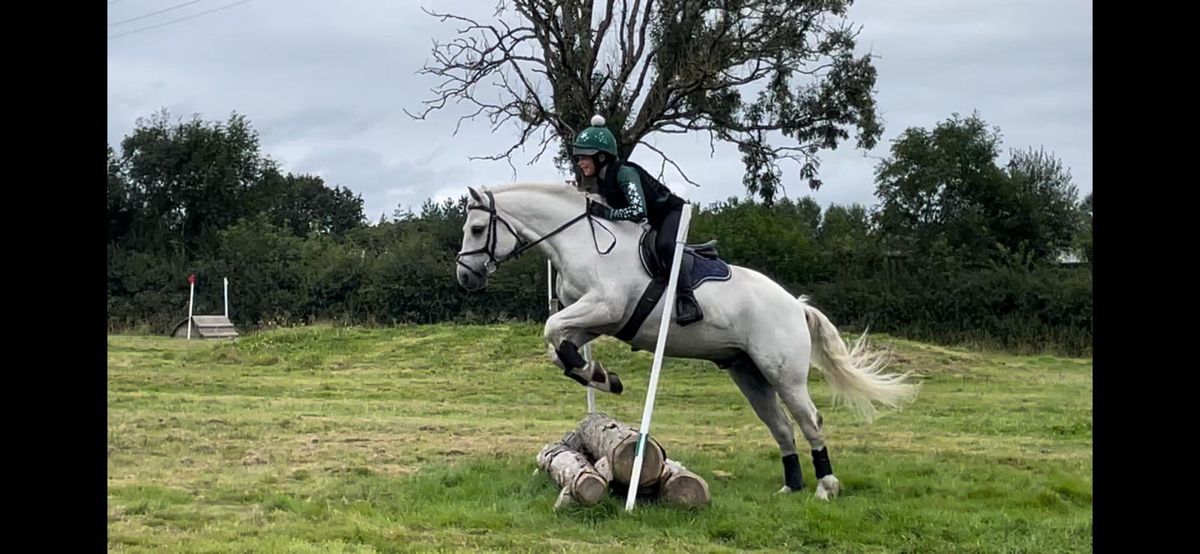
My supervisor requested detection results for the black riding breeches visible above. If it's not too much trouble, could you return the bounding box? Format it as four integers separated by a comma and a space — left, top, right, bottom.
655, 207, 682, 273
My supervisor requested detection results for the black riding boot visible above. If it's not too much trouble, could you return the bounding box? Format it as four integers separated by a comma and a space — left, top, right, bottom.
674, 264, 703, 326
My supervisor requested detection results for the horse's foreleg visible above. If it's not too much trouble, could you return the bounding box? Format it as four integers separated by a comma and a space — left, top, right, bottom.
543, 296, 623, 393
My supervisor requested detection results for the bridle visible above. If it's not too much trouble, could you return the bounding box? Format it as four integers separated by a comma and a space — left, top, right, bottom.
456, 190, 615, 281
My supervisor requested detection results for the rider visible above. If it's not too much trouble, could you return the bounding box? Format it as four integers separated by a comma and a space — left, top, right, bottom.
571, 115, 703, 326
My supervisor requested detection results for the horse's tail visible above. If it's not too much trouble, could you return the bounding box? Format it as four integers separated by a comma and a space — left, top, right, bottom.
798, 295, 919, 423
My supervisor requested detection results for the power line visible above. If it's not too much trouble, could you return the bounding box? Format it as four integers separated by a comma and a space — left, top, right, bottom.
109, 0, 206, 28
107, 0, 252, 39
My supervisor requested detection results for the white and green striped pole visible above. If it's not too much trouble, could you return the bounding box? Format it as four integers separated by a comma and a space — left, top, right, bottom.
625, 203, 694, 512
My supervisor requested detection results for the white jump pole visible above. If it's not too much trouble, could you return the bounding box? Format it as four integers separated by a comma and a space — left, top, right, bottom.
625, 203, 694, 512
548, 260, 595, 414
546, 259, 554, 314
186, 273, 196, 340
584, 344, 595, 414
224, 277, 230, 318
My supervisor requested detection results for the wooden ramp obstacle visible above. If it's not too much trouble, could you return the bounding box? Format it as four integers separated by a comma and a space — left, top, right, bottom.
170, 315, 238, 339
171, 275, 238, 339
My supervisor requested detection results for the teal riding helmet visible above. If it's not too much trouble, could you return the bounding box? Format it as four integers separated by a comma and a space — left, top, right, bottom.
572, 115, 618, 158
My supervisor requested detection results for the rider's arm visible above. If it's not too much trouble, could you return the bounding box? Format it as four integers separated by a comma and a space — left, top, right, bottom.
602, 165, 647, 221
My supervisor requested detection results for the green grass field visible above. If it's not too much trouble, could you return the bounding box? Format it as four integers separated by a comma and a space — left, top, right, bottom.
108, 324, 1092, 552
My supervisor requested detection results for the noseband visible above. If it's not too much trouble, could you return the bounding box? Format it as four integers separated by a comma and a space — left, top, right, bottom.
456, 190, 612, 281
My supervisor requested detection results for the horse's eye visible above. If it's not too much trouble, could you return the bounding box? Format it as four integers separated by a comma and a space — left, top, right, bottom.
471, 226, 485, 235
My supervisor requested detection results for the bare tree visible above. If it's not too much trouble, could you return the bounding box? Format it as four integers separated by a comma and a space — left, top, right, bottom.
409, 0, 882, 204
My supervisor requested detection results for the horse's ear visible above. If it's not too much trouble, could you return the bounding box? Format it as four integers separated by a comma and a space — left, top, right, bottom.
467, 186, 484, 204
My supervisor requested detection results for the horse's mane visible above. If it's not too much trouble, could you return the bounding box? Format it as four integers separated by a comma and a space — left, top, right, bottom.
480, 181, 589, 204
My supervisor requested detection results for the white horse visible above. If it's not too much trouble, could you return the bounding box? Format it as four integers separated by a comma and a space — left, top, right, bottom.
455, 182, 918, 500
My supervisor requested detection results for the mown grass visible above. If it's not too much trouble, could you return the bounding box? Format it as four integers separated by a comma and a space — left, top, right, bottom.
108, 323, 1091, 552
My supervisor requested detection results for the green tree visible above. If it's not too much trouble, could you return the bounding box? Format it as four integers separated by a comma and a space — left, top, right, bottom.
1074, 192, 1092, 263
1000, 147, 1081, 263
119, 109, 270, 255
215, 217, 307, 325
817, 203, 877, 277
873, 113, 1081, 266
253, 170, 366, 238
692, 196, 825, 287
107, 145, 135, 244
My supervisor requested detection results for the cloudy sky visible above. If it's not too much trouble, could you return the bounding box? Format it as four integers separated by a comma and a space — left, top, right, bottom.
107, 0, 1092, 222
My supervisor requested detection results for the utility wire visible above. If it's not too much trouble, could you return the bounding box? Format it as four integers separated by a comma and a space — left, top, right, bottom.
108, 0, 252, 39
109, 0, 207, 28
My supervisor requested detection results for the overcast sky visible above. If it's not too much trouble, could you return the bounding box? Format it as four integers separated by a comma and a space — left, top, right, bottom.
107, 0, 1092, 222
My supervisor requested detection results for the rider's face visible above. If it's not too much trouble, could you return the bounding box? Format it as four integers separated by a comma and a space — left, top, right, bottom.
576, 155, 596, 177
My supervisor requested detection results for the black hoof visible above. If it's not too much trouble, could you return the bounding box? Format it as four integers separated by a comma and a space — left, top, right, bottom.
566, 362, 624, 394
606, 371, 623, 395
588, 363, 623, 395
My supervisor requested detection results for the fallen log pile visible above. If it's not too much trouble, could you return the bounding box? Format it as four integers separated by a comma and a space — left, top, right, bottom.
535, 412, 710, 510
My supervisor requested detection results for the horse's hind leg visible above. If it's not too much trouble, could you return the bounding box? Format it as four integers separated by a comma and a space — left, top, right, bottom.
747, 343, 841, 501
727, 357, 805, 493
773, 382, 840, 500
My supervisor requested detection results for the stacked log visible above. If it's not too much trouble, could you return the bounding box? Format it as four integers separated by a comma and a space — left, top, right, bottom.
658, 458, 711, 507
534, 412, 710, 510
535, 431, 608, 509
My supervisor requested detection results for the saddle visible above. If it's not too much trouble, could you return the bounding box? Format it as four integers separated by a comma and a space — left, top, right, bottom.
636, 228, 731, 287
638, 229, 716, 278
614, 228, 732, 341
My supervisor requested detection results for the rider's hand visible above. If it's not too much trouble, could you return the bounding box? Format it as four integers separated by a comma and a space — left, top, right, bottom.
588, 201, 608, 218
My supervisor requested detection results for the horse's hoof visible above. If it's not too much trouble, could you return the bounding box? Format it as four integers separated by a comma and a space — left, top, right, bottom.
583, 362, 628, 395
606, 371, 623, 394
774, 485, 794, 495
815, 475, 841, 501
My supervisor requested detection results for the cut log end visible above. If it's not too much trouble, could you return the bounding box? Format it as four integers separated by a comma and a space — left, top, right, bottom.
611, 437, 665, 488
538, 433, 609, 508
577, 413, 665, 487
660, 459, 711, 508
662, 472, 711, 507
572, 472, 607, 505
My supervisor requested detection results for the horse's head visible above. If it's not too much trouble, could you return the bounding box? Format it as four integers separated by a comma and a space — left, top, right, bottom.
456, 182, 597, 291
455, 186, 524, 291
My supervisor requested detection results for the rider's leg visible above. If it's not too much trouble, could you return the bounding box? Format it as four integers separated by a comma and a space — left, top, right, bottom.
655, 208, 702, 325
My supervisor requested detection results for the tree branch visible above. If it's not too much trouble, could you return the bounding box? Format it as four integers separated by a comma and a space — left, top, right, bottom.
638, 140, 699, 187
